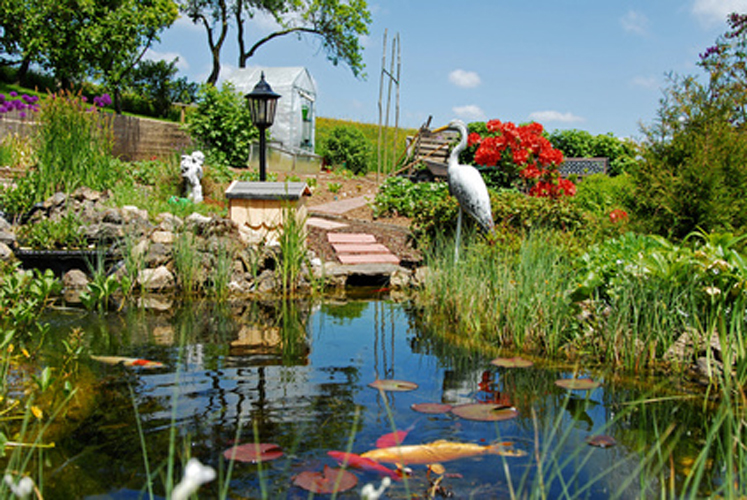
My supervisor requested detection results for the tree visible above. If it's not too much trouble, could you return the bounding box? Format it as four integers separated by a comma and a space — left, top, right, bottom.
181, 0, 371, 85
0, 0, 177, 96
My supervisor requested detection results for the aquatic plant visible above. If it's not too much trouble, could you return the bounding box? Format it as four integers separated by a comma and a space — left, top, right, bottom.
275, 203, 309, 295
173, 231, 202, 295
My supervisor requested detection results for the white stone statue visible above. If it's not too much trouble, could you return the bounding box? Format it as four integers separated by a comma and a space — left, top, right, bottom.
180, 151, 204, 203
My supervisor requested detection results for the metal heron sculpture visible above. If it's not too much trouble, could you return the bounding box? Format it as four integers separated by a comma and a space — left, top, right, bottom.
432, 119, 494, 261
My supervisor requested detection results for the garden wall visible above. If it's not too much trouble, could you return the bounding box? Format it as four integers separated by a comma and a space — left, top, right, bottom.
0, 112, 193, 162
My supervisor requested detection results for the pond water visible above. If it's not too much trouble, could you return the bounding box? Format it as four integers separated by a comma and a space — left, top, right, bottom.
34, 298, 712, 499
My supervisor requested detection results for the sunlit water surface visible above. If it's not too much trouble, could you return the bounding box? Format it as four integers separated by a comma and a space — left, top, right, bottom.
35, 299, 710, 499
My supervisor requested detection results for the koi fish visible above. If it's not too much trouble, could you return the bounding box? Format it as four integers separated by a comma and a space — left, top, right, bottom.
327, 451, 402, 480
375, 421, 417, 448
360, 439, 525, 465
91, 355, 164, 369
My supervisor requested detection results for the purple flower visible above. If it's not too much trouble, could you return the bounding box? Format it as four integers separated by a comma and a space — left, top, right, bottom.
19, 111, 25, 118
0, 94, 5, 103
9, 91, 17, 97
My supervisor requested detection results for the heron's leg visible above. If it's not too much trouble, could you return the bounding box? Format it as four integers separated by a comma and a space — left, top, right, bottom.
454, 207, 463, 263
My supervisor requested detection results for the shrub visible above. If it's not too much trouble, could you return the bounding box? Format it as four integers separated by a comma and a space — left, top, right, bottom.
373, 176, 449, 218
318, 125, 371, 174
185, 83, 257, 171
571, 173, 635, 218
548, 129, 639, 176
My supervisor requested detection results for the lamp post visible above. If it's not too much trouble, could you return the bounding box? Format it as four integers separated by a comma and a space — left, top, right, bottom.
245, 72, 281, 181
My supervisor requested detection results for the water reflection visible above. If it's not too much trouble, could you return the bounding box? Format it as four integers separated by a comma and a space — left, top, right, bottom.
31, 299, 718, 498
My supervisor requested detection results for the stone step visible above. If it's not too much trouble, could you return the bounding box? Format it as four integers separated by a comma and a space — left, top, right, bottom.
307, 217, 348, 230
311, 196, 371, 215
327, 233, 377, 244
332, 243, 391, 254
337, 253, 401, 265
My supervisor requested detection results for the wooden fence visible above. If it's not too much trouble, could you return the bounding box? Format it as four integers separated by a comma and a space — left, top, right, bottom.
0, 111, 193, 162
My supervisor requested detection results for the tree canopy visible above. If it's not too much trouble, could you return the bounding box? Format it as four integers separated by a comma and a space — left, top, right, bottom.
180, 0, 371, 85
0, 0, 178, 93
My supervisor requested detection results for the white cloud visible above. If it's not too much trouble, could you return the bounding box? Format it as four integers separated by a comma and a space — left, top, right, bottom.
452, 105, 486, 121
631, 75, 660, 89
621, 10, 650, 36
144, 49, 189, 71
528, 110, 584, 124
448, 69, 482, 89
692, 0, 747, 26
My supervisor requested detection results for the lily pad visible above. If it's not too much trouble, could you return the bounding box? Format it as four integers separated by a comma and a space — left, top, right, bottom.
292, 465, 358, 494
368, 379, 418, 392
222, 442, 283, 463
587, 434, 616, 448
411, 402, 453, 414
450, 403, 519, 422
554, 378, 601, 391
490, 357, 534, 368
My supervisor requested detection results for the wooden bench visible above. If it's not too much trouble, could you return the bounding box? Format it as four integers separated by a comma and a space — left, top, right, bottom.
559, 157, 608, 178
398, 127, 456, 181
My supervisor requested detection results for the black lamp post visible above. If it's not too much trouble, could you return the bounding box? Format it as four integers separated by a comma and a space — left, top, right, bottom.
245, 72, 281, 181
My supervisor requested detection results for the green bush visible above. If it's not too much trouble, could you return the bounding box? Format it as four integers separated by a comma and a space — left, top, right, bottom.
318, 125, 371, 174
571, 173, 634, 218
548, 129, 639, 176
373, 176, 449, 218
185, 83, 257, 171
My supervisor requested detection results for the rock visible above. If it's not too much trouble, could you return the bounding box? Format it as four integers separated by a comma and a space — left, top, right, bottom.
43, 192, 67, 209
156, 212, 183, 232
138, 296, 173, 312
238, 224, 264, 246
151, 230, 175, 245
0, 215, 10, 231
121, 205, 150, 225
390, 268, 412, 289
138, 266, 176, 291
254, 269, 278, 293
186, 213, 212, 229
412, 266, 430, 288
102, 208, 123, 225
144, 242, 171, 267
63, 269, 89, 289
0, 242, 12, 261
0, 230, 16, 247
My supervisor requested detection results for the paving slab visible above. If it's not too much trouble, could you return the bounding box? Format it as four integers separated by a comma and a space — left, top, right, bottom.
338, 254, 400, 265
306, 217, 348, 230
332, 243, 391, 254
311, 196, 371, 215
327, 233, 377, 244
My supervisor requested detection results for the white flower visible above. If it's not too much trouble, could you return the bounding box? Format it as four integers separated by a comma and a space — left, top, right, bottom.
3, 474, 34, 499
171, 458, 216, 500
704, 286, 722, 296
361, 476, 391, 500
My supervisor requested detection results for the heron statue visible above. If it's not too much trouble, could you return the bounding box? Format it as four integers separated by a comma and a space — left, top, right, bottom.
432, 119, 494, 262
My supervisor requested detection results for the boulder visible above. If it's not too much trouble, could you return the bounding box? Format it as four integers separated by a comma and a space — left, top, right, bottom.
0, 242, 12, 261
63, 269, 89, 289
138, 266, 176, 291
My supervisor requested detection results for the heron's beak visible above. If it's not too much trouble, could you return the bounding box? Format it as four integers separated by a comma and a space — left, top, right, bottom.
431, 124, 449, 134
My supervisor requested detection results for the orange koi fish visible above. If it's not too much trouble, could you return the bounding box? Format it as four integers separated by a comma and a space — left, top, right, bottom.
91, 355, 164, 369
375, 421, 417, 448
327, 451, 402, 480
360, 439, 525, 465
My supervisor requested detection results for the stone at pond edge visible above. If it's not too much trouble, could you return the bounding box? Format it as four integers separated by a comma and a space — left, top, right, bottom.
0, 242, 12, 262
138, 266, 175, 291
63, 269, 89, 289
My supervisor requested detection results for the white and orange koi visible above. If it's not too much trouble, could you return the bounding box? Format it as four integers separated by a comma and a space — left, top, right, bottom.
360, 439, 525, 465
91, 355, 164, 369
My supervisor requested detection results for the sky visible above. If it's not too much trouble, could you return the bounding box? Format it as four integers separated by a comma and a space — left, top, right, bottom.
147, 0, 747, 140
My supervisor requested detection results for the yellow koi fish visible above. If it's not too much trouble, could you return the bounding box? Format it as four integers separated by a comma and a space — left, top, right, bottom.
360, 439, 525, 465
91, 355, 164, 369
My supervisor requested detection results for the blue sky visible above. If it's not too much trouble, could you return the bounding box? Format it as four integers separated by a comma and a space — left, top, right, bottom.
148, 0, 747, 139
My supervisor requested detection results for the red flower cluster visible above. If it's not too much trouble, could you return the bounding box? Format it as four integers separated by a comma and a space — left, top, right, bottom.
609, 209, 628, 223
469, 119, 573, 198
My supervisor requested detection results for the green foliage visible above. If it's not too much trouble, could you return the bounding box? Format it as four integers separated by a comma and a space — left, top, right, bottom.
173, 232, 202, 295
17, 212, 87, 250
548, 129, 639, 176
315, 117, 416, 174
633, 118, 747, 239
373, 176, 449, 218
0, 265, 60, 338
185, 83, 257, 171
571, 173, 634, 218
120, 59, 198, 119
318, 125, 371, 174
275, 205, 309, 295
34, 90, 122, 199
208, 241, 234, 301
0, 176, 38, 217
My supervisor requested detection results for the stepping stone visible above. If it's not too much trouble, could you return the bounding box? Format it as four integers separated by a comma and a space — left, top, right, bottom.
311, 196, 371, 215
332, 243, 391, 254
327, 233, 377, 244
338, 254, 400, 265
307, 217, 348, 230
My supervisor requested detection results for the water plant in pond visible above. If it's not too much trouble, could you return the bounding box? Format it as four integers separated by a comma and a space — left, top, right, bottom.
173, 231, 202, 295
275, 203, 310, 295
222, 443, 283, 463
292, 465, 358, 493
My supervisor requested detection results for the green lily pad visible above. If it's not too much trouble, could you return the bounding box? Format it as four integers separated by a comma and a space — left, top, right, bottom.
411, 402, 453, 414
554, 378, 601, 391
587, 434, 616, 448
292, 465, 358, 494
223, 442, 283, 463
490, 357, 534, 368
368, 379, 418, 392
451, 403, 519, 422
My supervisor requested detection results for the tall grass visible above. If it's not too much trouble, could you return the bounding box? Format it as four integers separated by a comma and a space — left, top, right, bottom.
209, 240, 234, 301
420, 230, 574, 356
34, 90, 120, 199
173, 232, 202, 296
275, 204, 309, 295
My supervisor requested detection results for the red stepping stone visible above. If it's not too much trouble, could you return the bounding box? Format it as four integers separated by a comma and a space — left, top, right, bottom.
327, 233, 377, 244
332, 243, 391, 254
338, 254, 400, 265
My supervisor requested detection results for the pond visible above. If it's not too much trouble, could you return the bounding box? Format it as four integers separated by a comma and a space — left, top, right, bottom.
32, 298, 715, 498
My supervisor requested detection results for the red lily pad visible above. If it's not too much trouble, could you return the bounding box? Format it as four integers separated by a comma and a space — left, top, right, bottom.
587, 434, 616, 448
222, 442, 283, 463
450, 403, 519, 422
368, 379, 418, 392
490, 357, 534, 368
554, 378, 601, 391
411, 402, 453, 414
292, 465, 358, 494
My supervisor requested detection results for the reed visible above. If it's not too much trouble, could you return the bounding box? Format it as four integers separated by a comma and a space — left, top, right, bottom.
275, 203, 308, 295
173, 232, 202, 296
209, 240, 234, 301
